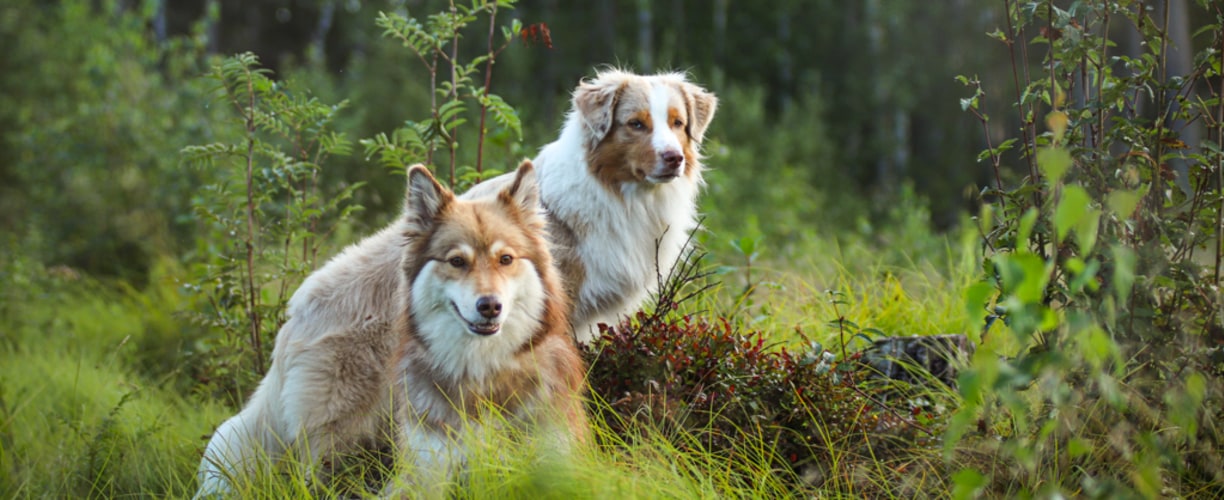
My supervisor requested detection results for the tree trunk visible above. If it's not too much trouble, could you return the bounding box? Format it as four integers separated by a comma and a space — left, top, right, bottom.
635, 0, 652, 72
204, 0, 220, 54
597, 0, 616, 63
776, 3, 793, 113
311, 0, 336, 66
713, 0, 727, 67
153, 0, 167, 44
1164, 0, 1198, 196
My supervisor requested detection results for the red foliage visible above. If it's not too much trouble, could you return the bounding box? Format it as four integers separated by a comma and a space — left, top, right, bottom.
519, 23, 552, 49
582, 308, 884, 472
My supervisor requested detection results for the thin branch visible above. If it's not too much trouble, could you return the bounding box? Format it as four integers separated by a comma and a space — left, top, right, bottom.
475, 1, 499, 175
427, 51, 439, 168
1216, 4, 1224, 287
241, 64, 264, 376
447, 1, 460, 186
1096, 7, 1109, 160
1003, 0, 1041, 212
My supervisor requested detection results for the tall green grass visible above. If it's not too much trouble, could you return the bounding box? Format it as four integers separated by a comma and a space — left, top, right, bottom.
0, 257, 234, 498
0, 223, 981, 498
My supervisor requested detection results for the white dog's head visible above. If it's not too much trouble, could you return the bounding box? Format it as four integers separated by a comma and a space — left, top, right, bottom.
572, 69, 718, 189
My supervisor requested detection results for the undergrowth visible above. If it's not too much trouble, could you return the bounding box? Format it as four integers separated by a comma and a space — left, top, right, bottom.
5, 0, 1223, 498
0, 222, 975, 498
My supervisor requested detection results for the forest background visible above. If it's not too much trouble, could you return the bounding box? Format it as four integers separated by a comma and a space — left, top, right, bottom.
2, 0, 1222, 498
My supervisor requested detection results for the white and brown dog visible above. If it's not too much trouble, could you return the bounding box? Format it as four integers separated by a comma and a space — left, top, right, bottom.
466, 69, 718, 343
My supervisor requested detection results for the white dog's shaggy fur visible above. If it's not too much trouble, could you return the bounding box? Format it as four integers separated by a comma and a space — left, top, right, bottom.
466, 69, 718, 342
193, 162, 582, 497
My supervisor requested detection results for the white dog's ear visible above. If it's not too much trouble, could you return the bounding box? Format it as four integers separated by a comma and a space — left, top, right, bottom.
404, 164, 451, 233
573, 78, 622, 149
500, 160, 542, 223
680, 82, 718, 145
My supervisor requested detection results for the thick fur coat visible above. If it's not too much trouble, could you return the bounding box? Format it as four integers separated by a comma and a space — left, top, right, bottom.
193, 162, 583, 497
465, 69, 719, 342
385, 163, 587, 496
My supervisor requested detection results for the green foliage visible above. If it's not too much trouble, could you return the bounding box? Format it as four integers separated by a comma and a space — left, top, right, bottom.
4, 0, 1221, 497
0, 0, 227, 283
183, 53, 361, 399
951, 1, 1224, 496
363, 0, 525, 191
700, 84, 856, 260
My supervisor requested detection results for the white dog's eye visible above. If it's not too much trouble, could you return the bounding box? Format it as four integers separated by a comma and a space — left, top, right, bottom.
499, 255, 514, 266
448, 256, 467, 268
627, 119, 646, 130
673, 119, 683, 127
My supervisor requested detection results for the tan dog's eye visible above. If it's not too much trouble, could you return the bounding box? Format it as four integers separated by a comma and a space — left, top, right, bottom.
673, 119, 683, 127
627, 119, 646, 131
448, 256, 467, 268
499, 255, 514, 266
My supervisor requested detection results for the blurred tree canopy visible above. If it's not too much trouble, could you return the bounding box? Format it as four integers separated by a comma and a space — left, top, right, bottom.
0, 0, 1214, 280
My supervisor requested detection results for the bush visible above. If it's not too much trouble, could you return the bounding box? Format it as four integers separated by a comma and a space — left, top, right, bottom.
182, 52, 361, 400
950, 1, 1224, 496
579, 252, 947, 492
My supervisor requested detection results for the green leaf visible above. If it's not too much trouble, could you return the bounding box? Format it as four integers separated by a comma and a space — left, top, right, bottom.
1037, 147, 1073, 184
993, 253, 1050, 304
1186, 372, 1206, 404
951, 468, 987, 500
1106, 185, 1148, 220
1074, 208, 1100, 254
1068, 258, 1101, 294
1054, 185, 1091, 243
943, 409, 978, 459
730, 236, 757, 259
1067, 438, 1091, 459
1111, 245, 1137, 306
975, 203, 994, 235
1079, 326, 1113, 370
965, 281, 994, 334
1016, 208, 1039, 250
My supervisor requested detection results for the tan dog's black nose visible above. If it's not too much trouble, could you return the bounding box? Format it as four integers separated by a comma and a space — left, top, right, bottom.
476, 296, 502, 318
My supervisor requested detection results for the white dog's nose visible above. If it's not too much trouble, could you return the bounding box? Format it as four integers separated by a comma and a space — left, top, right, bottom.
660, 150, 683, 171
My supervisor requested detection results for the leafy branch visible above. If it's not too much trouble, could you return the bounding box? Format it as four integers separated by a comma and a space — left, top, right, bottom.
182, 52, 359, 396
365, 0, 526, 189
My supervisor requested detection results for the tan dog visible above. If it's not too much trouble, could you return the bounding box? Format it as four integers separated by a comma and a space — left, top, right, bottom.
193, 162, 585, 497
385, 163, 587, 497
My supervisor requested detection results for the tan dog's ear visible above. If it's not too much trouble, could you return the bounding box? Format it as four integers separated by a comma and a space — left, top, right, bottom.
680, 82, 718, 145
404, 164, 452, 234
573, 78, 622, 150
501, 160, 550, 232
500, 160, 545, 229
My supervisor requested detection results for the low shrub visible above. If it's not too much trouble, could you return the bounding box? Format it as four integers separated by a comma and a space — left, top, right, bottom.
579, 252, 948, 491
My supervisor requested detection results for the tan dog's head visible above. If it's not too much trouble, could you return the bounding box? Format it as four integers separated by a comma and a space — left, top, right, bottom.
573, 69, 718, 189
401, 162, 551, 342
